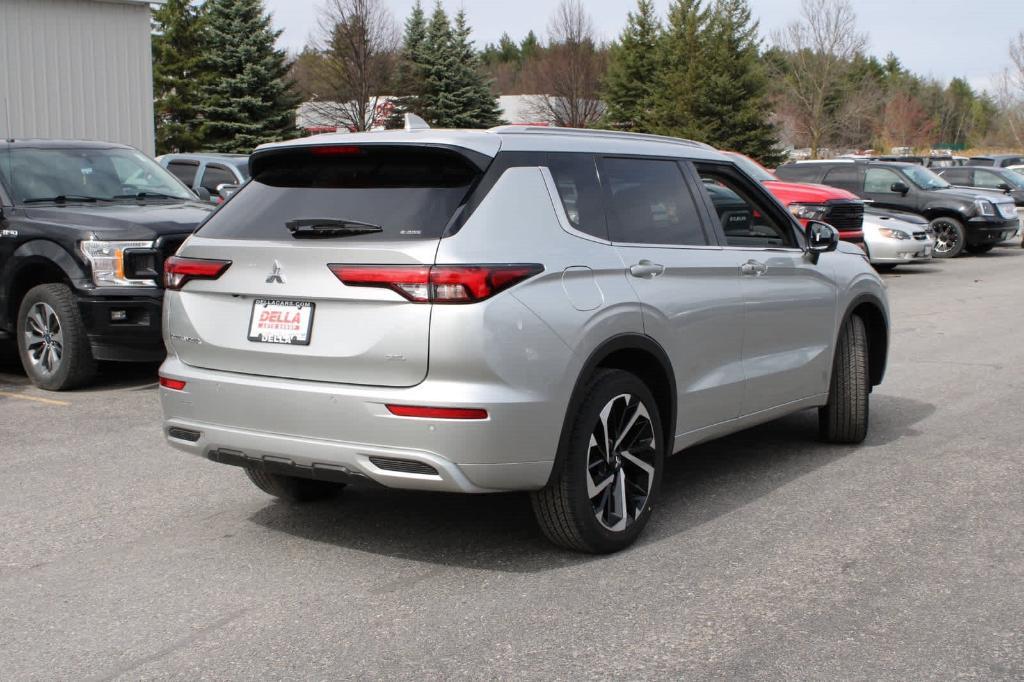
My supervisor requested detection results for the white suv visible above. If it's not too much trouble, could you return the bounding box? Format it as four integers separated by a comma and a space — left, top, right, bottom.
160, 124, 890, 553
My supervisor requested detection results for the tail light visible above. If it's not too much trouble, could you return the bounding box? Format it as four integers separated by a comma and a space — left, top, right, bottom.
329, 264, 543, 303
164, 256, 232, 290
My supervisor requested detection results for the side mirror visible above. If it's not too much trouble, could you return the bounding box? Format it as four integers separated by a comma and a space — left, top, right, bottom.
216, 183, 240, 200
194, 187, 212, 202
806, 220, 839, 254
890, 182, 910, 195
998, 183, 1012, 192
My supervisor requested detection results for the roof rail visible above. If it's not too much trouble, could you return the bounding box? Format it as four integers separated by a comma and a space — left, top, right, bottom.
487, 125, 715, 151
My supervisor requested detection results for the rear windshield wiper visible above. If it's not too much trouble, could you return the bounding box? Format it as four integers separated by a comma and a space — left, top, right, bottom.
286, 218, 384, 239
23, 195, 102, 204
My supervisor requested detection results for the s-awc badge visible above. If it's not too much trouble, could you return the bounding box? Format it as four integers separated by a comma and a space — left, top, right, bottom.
247, 299, 315, 345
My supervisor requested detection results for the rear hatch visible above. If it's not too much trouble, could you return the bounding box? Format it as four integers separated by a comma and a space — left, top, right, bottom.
167, 143, 488, 387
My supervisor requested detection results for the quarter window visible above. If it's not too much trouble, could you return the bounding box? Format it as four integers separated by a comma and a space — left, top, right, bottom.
864, 167, 904, 194
599, 157, 708, 246
546, 153, 607, 239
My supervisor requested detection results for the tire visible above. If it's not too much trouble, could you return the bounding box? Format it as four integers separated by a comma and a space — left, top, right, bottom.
531, 369, 664, 554
16, 283, 96, 391
929, 216, 966, 258
819, 314, 869, 444
965, 243, 995, 254
245, 466, 345, 502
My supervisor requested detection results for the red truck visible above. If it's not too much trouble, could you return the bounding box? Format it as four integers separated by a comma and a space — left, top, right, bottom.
725, 151, 865, 246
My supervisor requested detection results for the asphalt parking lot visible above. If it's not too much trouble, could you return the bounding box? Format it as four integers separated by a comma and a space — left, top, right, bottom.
2, 246, 1023, 680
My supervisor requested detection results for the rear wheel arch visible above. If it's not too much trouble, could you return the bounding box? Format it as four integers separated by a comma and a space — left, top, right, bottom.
840, 295, 888, 387
547, 334, 676, 486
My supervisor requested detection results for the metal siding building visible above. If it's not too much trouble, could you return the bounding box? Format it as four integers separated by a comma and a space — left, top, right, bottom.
0, 0, 159, 154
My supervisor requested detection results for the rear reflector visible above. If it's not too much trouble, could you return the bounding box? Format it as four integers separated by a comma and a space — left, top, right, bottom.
329, 264, 543, 303
159, 376, 187, 390
164, 256, 231, 290
386, 404, 488, 420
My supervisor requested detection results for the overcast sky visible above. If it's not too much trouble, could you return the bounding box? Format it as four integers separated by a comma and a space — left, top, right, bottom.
264, 0, 1022, 93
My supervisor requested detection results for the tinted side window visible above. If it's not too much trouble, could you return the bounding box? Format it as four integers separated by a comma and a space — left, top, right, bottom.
864, 167, 904, 193
546, 153, 608, 239
822, 165, 860, 191
167, 161, 199, 186
200, 164, 236, 192
599, 157, 708, 246
693, 164, 796, 248
774, 163, 822, 183
939, 168, 970, 185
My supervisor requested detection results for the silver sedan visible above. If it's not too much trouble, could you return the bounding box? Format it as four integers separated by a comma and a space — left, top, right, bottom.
864, 208, 935, 270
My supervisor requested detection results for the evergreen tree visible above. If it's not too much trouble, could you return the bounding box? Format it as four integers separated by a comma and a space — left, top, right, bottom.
647, 0, 781, 164
698, 0, 782, 163
389, 0, 428, 126
152, 0, 207, 154
520, 31, 541, 61
602, 0, 661, 131
420, 3, 461, 126
646, 0, 710, 140
197, 0, 300, 152
446, 10, 503, 128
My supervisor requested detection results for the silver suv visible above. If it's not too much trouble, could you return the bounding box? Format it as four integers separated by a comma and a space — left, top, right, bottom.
160, 125, 890, 553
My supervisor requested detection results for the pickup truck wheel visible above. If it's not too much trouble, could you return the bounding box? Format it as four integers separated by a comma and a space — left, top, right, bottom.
244, 466, 345, 502
16, 284, 96, 391
819, 314, 869, 444
965, 243, 995, 254
929, 217, 965, 258
531, 369, 664, 554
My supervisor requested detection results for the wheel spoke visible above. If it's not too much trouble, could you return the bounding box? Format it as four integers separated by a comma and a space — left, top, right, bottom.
611, 400, 648, 451
620, 447, 655, 478
587, 472, 614, 499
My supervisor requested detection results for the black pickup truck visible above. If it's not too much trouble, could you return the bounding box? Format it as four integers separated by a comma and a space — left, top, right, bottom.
776, 160, 1019, 258
0, 139, 213, 390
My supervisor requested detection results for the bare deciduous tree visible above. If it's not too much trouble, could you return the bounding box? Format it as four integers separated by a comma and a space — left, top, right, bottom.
305, 0, 399, 132
523, 0, 605, 128
997, 31, 1024, 147
771, 0, 867, 158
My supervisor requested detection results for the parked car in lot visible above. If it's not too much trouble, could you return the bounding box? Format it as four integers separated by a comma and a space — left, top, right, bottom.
862, 207, 934, 271
0, 139, 214, 389
723, 151, 865, 248
968, 154, 1024, 168
934, 166, 1024, 229
159, 124, 890, 553
157, 153, 248, 203
776, 159, 1019, 258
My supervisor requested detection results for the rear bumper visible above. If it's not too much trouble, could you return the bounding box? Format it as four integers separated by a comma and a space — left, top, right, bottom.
159, 356, 561, 493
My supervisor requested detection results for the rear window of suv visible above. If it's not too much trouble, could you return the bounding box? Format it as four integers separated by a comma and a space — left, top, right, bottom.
197, 145, 482, 241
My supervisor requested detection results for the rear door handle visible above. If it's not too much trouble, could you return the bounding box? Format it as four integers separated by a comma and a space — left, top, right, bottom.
629, 260, 665, 278
740, 259, 768, 276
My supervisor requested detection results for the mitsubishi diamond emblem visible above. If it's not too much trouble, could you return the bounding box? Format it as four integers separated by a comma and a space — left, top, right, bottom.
266, 260, 286, 284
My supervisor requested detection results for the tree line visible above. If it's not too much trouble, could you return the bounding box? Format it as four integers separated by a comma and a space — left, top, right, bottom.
154, 0, 1024, 161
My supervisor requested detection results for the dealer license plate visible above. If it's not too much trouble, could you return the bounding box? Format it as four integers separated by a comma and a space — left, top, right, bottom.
247, 299, 314, 345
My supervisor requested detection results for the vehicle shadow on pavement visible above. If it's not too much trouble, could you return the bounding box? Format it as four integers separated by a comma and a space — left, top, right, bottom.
0, 341, 159, 391
247, 395, 935, 571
